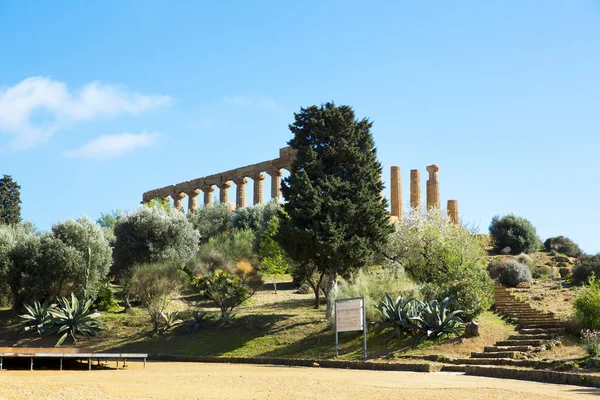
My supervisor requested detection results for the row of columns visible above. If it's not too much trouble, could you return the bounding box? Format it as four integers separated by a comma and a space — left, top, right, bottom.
389, 165, 460, 225
168, 169, 284, 212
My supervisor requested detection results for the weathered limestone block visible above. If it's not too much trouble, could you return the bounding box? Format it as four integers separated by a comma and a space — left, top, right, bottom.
252, 173, 265, 205
171, 192, 186, 211
426, 164, 440, 209
202, 185, 215, 206
447, 200, 459, 225
218, 181, 231, 204
185, 189, 201, 212
267, 169, 283, 200
390, 166, 402, 220
234, 177, 248, 209
410, 169, 421, 211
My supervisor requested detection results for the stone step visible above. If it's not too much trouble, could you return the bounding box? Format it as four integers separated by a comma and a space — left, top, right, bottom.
470, 351, 521, 359
519, 327, 565, 335
508, 334, 554, 340
440, 364, 466, 372
484, 345, 533, 352
518, 323, 562, 329
501, 312, 551, 317
496, 339, 545, 347
514, 318, 560, 323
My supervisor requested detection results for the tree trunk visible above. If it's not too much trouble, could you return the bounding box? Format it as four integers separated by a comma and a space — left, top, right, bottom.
313, 288, 321, 309
324, 267, 338, 319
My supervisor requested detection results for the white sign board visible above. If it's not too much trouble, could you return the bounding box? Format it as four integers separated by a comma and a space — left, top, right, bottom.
335, 299, 364, 332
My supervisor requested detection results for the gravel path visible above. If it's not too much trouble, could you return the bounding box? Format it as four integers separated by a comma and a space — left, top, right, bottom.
0, 362, 597, 399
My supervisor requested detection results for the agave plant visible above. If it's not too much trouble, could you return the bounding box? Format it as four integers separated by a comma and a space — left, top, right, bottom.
160, 309, 183, 333
47, 293, 103, 346
19, 298, 56, 336
411, 297, 464, 341
376, 294, 421, 337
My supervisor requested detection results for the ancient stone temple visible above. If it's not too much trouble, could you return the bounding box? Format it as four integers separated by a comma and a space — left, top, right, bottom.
142, 146, 461, 225
141, 147, 295, 211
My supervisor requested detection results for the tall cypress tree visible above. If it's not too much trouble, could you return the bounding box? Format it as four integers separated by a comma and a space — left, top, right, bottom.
0, 175, 22, 225
278, 103, 393, 317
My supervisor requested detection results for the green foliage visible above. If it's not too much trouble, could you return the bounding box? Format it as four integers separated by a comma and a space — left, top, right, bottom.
229, 200, 282, 238
145, 197, 171, 212
532, 265, 555, 279
572, 254, 600, 284
544, 236, 582, 258
113, 207, 200, 278
516, 253, 535, 268
278, 103, 394, 316
581, 329, 600, 358
412, 298, 464, 341
194, 269, 254, 328
161, 309, 183, 332
498, 260, 532, 287
47, 293, 103, 346
375, 294, 421, 337
489, 214, 541, 254
574, 276, 600, 330
259, 216, 288, 292
93, 282, 119, 311
126, 262, 185, 334
384, 208, 492, 321
5, 224, 40, 308
187, 203, 231, 244
19, 298, 56, 336
0, 175, 22, 225
333, 267, 419, 323
376, 295, 464, 341
96, 210, 121, 231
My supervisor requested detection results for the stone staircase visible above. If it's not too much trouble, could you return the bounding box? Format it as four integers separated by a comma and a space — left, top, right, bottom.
468, 284, 563, 361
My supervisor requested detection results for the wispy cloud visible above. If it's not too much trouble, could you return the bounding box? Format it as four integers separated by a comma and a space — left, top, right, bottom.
223, 95, 280, 111
65, 131, 160, 160
0, 77, 171, 149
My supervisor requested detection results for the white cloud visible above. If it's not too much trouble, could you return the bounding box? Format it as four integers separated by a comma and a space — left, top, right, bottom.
223, 95, 280, 111
0, 77, 171, 149
65, 131, 160, 160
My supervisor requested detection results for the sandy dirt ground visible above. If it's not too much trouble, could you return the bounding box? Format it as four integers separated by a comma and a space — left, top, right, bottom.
0, 362, 598, 400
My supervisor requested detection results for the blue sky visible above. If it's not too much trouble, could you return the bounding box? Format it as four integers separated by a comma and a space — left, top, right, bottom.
1, 1, 599, 253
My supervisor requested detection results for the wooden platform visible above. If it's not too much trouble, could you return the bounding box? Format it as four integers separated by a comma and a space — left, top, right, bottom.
0, 348, 147, 370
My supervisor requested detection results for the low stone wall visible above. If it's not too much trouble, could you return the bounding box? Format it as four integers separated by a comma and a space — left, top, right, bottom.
150, 354, 438, 372
466, 365, 600, 388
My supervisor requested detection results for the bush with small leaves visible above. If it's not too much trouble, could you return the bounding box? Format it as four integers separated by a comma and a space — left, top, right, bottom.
187, 203, 231, 244
516, 253, 535, 268
498, 260, 532, 287
532, 265, 555, 279
488, 259, 508, 280
489, 214, 541, 254
574, 276, 600, 330
544, 236, 582, 258
572, 254, 600, 285
93, 282, 119, 311
581, 330, 600, 358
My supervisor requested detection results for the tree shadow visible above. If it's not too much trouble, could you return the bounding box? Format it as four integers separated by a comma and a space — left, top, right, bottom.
251, 297, 321, 312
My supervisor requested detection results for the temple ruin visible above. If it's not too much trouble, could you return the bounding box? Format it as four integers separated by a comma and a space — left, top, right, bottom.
141, 147, 460, 225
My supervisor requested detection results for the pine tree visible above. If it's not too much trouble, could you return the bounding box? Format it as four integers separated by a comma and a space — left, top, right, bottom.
277, 103, 393, 317
0, 175, 22, 225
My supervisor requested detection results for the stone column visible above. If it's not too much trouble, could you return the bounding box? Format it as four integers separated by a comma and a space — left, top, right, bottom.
171, 192, 186, 211
234, 177, 248, 209
218, 181, 231, 204
202, 185, 215, 206
447, 200, 459, 225
390, 166, 402, 220
252, 173, 265, 205
267, 169, 283, 200
426, 164, 440, 209
185, 189, 201, 212
410, 169, 421, 211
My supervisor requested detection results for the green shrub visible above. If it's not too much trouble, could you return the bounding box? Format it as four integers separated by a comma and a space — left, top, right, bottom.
47, 293, 103, 346
258, 216, 288, 292
332, 267, 419, 323
194, 269, 254, 328
113, 207, 200, 278
581, 330, 600, 358
489, 214, 541, 254
187, 203, 231, 244
574, 277, 600, 330
488, 259, 507, 280
126, 262, 186, 333
532, 265, 555, 279
516, 253, 535, 268
384, 209, 492, 321
572, 254, 600, 284
498, 260, 531, 287
544, 236, 582, 258
93, 282, 118, 311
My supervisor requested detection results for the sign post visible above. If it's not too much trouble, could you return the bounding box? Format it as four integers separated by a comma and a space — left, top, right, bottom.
334, 297, 367, 360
